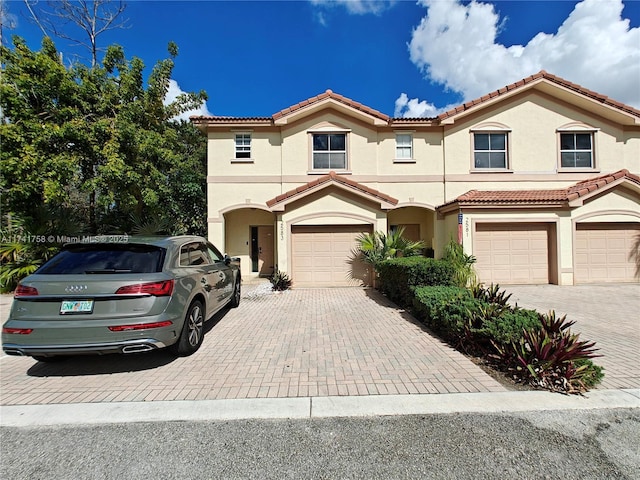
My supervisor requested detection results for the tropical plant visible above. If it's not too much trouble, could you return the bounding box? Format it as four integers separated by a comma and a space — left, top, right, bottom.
129, 213, 174, 236
270, 269, 292, 291
356, 227, 425, 267
442, 239, 477, 288
494, 310, 601, 393
471, 283, 512, 306
0, 210, 79, 292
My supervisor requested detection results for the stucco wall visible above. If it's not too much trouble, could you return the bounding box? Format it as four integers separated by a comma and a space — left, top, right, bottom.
443, 92, 636, 176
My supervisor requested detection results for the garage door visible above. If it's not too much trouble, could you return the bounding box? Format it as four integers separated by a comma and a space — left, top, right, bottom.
291, 225, 372, 287
474, 223, 550, 285
575, 223, 640, 284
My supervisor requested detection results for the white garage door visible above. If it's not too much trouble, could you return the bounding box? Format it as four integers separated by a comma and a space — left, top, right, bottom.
291, 225, 372, 287
474, 223, 550, 285
575, 223, 639, 284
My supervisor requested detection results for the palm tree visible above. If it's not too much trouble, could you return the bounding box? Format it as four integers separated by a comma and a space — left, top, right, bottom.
356, 226, 425, 268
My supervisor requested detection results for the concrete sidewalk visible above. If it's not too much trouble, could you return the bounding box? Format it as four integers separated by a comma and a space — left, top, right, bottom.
2, 389, 638, 427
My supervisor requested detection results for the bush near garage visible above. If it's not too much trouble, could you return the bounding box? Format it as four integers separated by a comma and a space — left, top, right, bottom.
411, 285, 541, 354
399, 278, 604, 394
491, 310, 603, 393
270, 269, 293, 291
376, 257, 455, 309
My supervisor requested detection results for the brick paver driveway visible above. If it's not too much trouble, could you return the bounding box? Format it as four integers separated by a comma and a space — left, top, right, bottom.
0, 287, 505, 405
506, 284, 640, 390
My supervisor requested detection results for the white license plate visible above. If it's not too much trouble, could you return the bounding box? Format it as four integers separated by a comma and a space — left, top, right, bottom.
60, 299, 94, 314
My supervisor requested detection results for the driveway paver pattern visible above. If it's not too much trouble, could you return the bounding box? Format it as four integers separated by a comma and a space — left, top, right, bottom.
506, 284, 640, 390
0, 287, 505, 405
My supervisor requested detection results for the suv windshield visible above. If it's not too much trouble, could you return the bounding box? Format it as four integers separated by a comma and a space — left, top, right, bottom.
37, 244, 166, 274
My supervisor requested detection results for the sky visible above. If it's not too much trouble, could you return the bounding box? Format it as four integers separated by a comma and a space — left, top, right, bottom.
2, 0, 639, 120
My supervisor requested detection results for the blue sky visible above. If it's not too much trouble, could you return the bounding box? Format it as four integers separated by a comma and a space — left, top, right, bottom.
3, 0, 639, 119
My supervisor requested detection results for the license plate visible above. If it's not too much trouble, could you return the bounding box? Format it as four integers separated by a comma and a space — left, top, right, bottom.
60, 299, 94, 314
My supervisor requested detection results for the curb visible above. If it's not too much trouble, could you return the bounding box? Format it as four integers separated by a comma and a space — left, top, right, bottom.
2, 389, 638, 427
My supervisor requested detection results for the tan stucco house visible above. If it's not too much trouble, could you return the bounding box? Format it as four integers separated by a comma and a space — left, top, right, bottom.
192, 71, 640, 287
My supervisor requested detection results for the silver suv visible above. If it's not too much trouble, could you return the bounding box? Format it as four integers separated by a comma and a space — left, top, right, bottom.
2, 236, 241, 360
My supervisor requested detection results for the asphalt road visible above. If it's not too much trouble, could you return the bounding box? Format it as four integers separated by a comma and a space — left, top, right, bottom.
2, 408, 638, 480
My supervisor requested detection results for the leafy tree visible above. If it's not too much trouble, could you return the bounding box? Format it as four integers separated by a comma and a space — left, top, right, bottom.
0, 36, 208, 289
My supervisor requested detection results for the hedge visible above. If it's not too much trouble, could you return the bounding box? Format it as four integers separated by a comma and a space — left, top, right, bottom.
377, 257, 455, 308
412, 286, 542, 352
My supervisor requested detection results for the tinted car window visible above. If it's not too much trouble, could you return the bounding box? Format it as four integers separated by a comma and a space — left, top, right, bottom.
37, 244, 166, 274
207, 243, 224, 263
180, 242, 212, 267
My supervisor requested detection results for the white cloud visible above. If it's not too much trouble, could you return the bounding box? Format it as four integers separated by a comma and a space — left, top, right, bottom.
394, 92, 442, 118
398, 0, 640, 117
164, 79, 211, 121
310, 0, 396, 16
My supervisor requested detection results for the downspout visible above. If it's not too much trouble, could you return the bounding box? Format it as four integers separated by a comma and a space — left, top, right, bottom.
441, 124, 447, 204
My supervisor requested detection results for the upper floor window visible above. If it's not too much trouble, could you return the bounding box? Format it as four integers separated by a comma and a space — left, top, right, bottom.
473, 132, 508, 169
560, 132, 593, 168
395, 134, 413, 160
235, 133, 251, 159
313, 133, 346, 170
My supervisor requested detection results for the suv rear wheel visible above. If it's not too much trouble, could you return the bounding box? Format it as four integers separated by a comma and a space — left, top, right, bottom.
171, 300, 205, 356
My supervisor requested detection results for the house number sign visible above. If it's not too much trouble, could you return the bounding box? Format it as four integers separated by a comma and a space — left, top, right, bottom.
280, 223, 284, 240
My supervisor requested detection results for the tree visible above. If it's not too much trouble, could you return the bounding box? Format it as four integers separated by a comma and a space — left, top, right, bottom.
24, 0, 129, 66
1, 35, 208, 290
0, 36, 82, 216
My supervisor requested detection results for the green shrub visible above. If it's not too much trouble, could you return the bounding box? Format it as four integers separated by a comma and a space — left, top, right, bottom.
270, 269, 292, 291
470, 283, 512, 306
412, 286, 481, 341
495, 310, 602, 394
378, 257, 455, 308
442, 239, 477, 287
572, 358, 604, 388
481, 308, 541, 348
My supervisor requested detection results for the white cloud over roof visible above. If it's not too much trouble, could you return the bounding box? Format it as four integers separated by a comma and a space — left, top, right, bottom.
397, 0, 639, 117
165, 79, 211, 122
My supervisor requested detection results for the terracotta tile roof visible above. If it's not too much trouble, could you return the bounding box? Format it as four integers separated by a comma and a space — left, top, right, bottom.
437, 71, 640, 122
439, 169, 640, 209
190, 115, 271, 124
566, 169, 640, 200
272, 89, 390, 122
192, 71, 640, 127
266, 171, 398, 208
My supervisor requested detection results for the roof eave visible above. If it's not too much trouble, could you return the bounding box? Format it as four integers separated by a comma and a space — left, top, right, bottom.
269, 181, 397, 212
273, 98, 389, 126
190, 117, 273, 129
437, 200, 569, 214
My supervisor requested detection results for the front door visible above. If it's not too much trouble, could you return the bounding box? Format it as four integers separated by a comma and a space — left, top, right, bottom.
252, 226, 274, 277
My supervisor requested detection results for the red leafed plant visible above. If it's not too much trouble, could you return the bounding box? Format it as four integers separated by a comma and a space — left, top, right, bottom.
494, 310, 602, 394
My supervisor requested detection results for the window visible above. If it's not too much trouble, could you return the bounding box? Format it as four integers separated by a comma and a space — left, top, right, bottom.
473, 132, 507, 169
560, 132, 593, 168
180, 242, 211, 267
395, 134, 413, 159
206, 243, 224, 263
37, 244, 165, 274
312, 133, 346, 170
235, 133, 251, 159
